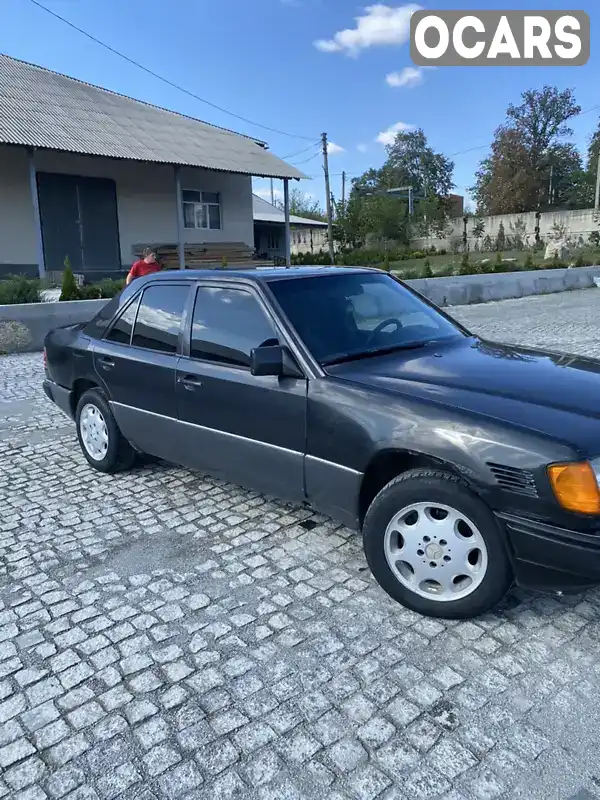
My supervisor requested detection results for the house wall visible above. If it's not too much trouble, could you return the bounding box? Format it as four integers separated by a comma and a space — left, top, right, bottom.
291, 226, 329, 255
0, 145, 254, 276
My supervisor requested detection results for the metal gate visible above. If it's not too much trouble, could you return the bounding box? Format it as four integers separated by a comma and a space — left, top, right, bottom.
37, 172, 121, 274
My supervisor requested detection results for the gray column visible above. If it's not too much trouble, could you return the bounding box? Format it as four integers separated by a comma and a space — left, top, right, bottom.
174, 165, 185, 269
27, 148, 46, 279
283, 178, 291, 268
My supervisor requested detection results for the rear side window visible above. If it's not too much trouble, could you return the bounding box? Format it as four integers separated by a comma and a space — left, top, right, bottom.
105, 296, 140, 345
131, 284, 189, 354
190, 286, 278, 367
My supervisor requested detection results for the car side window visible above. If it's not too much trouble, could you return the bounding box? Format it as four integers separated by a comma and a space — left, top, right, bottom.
105, 295, 140, 345
131, 284, 189, 354
190, 286, 278, 368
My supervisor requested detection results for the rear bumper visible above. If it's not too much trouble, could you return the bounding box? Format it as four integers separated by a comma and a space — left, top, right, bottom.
499, 511, 600, 591
43, 379, 74, 420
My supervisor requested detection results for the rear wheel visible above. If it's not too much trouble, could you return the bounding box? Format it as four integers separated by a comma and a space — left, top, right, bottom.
75, 388, 136, 473
362, 469, 513, 619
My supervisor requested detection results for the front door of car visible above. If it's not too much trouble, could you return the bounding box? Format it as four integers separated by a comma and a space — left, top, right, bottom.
175, 282, 307, 504
93, 281, 191, 460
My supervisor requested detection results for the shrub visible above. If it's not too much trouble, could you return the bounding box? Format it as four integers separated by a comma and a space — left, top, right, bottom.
382, 253, 391, 272
574, 252, 585, 268
60, 265, 81, 301
438, 248, 447, 256
436, 264, 454, 277
220, 256, 228, 268
523, 252, 534, 270
0, 275, 40, 305
409, 250, 426, 260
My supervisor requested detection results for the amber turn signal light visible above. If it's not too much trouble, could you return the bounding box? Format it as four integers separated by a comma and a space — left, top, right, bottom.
547, 461, 600, 515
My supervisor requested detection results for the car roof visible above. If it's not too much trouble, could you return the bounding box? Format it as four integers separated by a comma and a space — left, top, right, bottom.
146, 266, 376, 282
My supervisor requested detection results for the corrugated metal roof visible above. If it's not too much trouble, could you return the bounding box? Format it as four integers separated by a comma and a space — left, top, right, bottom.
0, 54, 306, 180
253, 194, 328, 227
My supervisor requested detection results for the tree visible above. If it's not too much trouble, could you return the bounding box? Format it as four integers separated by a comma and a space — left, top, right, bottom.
275, 188, 326, 221
353, 129, 454, 199
347, 128, 454, 243
471, 86, 582, 214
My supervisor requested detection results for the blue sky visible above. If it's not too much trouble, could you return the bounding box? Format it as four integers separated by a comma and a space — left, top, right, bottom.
1, 0, 598, 209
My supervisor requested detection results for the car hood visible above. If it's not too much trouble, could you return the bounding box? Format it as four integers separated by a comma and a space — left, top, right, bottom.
327, 336, 600, 452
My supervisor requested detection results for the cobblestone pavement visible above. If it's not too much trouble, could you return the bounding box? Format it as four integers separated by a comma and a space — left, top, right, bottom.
2, 289, 600, 800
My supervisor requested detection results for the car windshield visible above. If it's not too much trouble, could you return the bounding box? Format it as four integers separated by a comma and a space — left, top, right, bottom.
269, 272, 464, 365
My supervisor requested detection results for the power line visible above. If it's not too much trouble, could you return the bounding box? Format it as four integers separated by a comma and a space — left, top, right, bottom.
280, 142, 321, 160
27, 0, 316, 142
290, 151, 321, 167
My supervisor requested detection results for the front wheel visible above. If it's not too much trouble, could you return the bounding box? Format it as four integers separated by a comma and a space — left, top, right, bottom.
362, 469, 513, 619
76, 388, 136, 473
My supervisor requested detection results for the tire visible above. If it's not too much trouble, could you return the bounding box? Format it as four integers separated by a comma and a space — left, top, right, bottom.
362, 469, 513, 619
75, 388, 136, 473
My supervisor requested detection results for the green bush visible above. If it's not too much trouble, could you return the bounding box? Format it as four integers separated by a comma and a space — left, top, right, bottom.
0, 275, 40, 305
60, 265, 81, 301
574, 253, 585, 268
436, 264, 454, 277
523, 252, 534, 270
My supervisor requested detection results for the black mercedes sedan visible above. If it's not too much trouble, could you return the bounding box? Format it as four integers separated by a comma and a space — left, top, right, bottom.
43, 266, 600, 619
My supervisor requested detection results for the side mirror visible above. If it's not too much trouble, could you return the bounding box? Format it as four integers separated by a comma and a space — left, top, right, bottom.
250, 345, 284, 377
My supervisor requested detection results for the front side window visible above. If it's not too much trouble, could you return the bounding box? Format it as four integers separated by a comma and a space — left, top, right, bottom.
131, 284, 189, 354
190, 286, 278, 368
105, 295, 140, 345
182, 190, 221, 230
269, 272, 463, 365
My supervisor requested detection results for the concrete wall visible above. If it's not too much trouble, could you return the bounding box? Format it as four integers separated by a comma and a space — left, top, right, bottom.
0, 145, 254, 275
411, 207, 600, 252
0, 299, 106, 354
3, 266, 600, 353
407, 265, 600, 307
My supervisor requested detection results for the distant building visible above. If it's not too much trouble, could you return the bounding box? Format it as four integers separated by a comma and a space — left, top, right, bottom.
253, 195, 329, 260
447, 194, 465, 218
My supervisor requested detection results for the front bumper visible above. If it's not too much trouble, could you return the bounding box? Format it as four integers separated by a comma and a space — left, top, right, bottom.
499, 511, 600, 591
43, 379, 74, 420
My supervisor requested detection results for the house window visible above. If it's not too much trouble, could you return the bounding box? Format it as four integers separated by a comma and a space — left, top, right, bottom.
182, 190, 221, 230
267, 234, 279, 250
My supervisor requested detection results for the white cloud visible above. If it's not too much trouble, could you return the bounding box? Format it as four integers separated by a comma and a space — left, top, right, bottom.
385, 66, 423, 88
314, 3, 421, 56
254, 186, 283, 203
327, 141, 345, 155
376, 121, 414, 146
357, 143, 368, 153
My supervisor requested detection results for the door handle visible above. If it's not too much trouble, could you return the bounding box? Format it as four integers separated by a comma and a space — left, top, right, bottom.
178, 374, 202, 390
99, 357, 115, 370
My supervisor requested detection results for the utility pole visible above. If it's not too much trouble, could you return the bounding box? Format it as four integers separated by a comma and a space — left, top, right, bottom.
549, 163, 554, 206
321, 132, 335, 265
270, 178, 275, 206
341, 171, 346, 211
595, 153, 600, 211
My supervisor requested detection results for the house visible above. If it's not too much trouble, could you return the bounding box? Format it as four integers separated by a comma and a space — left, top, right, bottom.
253, 194, 329, 261
0, 54, 304, 279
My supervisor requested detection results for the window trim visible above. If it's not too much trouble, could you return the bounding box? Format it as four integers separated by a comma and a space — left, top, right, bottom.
182, 189, 222, 231
182, 281, 290, 371
103, 282, 191, 356
103, 291, 142, 346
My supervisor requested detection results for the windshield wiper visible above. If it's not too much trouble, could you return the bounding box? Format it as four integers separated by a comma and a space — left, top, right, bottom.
322, 341, 429, 366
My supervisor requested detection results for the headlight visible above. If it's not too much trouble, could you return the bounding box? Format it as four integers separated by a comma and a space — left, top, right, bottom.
547, 460, 600, 515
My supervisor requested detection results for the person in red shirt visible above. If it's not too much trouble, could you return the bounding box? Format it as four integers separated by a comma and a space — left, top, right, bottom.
126, 248, 161, 285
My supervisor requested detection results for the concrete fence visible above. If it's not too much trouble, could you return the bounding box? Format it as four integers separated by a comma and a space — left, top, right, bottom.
2, 266, 600, 354
410, 207, 600, 252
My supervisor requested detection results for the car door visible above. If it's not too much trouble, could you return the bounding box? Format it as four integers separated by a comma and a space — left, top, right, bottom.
93, 281, 191, 460
175, 281, 307, 503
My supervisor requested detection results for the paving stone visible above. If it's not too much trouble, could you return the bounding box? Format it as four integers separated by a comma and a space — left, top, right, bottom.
4, 336, 600, 800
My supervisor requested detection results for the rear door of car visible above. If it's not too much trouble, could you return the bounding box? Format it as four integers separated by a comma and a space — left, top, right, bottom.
174, 280, 308, 503
93, 280, 191, 459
